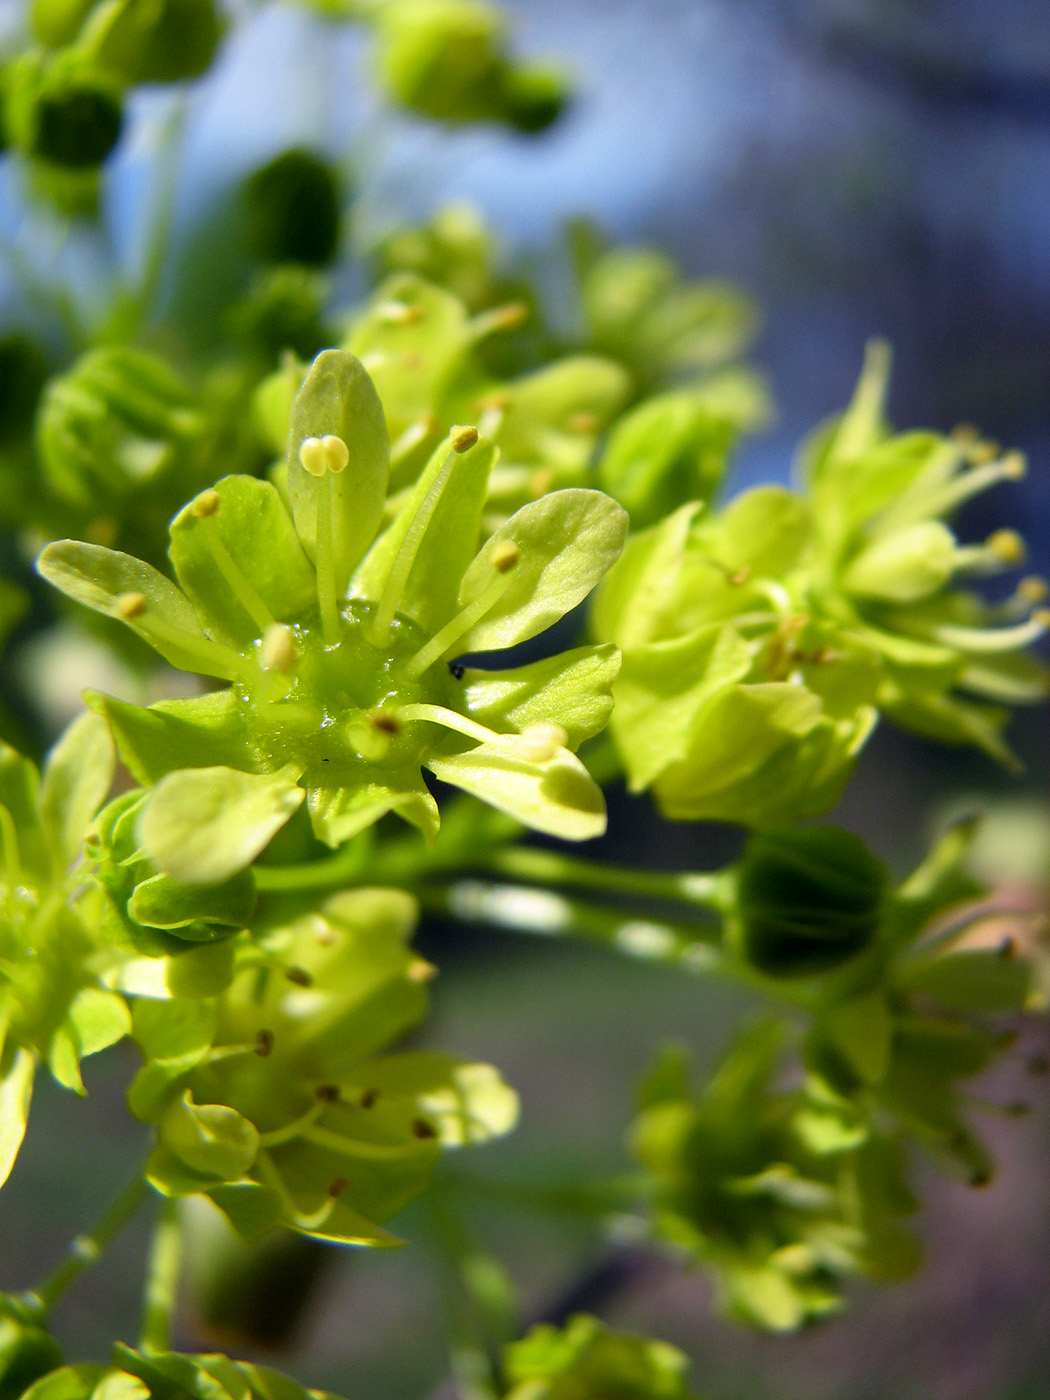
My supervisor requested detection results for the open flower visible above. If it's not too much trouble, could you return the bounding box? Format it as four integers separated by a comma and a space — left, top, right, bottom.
39, 350, 626, 885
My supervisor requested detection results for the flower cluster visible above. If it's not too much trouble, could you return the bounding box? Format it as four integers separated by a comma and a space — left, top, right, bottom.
594, 346, 1048, 827
503, 1314, 699, 1400
41, 349, 626, 863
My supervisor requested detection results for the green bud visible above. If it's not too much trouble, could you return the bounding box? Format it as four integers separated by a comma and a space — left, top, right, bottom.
242, 148, 341, 267
500, 62, 569, 133
29, 0, 96, 48
0, 1303, 63, 1400
4, 53, 122, 169
0, 336, 49, 448
732, 827, 887, 977
82, 0, 224, 84
373, 0, 507, 125
36, 345, 204, 510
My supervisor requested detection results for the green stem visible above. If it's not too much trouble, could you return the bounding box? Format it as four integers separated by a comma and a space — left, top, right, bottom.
139, 1197, 182, 1354
254, 840, 369, 892
30, 1174, 150, 1315
445, 1168, 645, 1221
482, 846, 731, 911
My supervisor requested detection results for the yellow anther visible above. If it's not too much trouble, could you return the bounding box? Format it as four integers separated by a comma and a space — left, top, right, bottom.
968, 440, 1001, 465
1001, 450, 1027, 479
259, 624, 297, 672
514, 723, 568, 763
299, 436, 328, 476
475, 391, 511, 414
299, 434, 350, 476
1018, 577, 1049, 605
987, 529, 1026, 565
86, 518, 116, 547
1034, 609, 1050, 629
193, 488, 221, 518
491, 302, 529, 330
492, 541, 520, 574
115, 591, 147, 620
370, 711, 401, 735
951, 423, 980, 445
322, 434, 350, 473
407, 957, 438, 983
567, 412, 600, 435
450, 424, 479, 453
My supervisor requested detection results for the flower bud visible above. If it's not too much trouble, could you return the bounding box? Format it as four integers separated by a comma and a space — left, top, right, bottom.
35, 346, 202, 509
4, 52, 122, 169
243, 148, 341, 268
84, 0, 223, 85
732, 826, 887, 977
0, 1302, 62, 1400
373, 0, 507, 125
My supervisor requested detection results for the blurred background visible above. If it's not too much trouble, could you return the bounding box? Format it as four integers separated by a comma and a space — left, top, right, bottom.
1, 1, 1049, 1397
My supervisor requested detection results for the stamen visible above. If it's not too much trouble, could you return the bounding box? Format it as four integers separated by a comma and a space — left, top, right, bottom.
371, 429, 480, 645
505, 723, 568, 763
396, 703, 499, 746
110, 595, 243, 680
188, 493, 279, 635
468, 302, 530, 340
300, 434, 350, 477
257, 1100, 325, 1148
403, 561, 517, 678
390, 415, 439, 466
918, 609, 1050, 655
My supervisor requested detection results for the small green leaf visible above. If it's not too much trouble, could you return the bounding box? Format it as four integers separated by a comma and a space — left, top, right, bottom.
162, 1091, 259, 1180
36, 542, 238, 680
286, 350, 390, 593
459, 489, 628, 651
427, 743, 606, 841
39, 711, 114, 869
0, 1048, 34, 1189
18, 1365, 108, 1400
132, 998, 216, 1063
141, 765, 304, 885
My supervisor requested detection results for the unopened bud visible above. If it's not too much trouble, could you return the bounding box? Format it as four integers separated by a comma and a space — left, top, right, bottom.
116, 591, 147, 619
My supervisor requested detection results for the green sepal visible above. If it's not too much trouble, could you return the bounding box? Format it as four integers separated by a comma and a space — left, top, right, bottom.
161, 1090, 260, 1180
897, 949, 1031, 1014
17, 1364, 109, 1400
426, 743, 605, 841
131, 996, 217, 1064
286, 350, 389, 593
0, 1047, 35, 1189
459, 489, 628, 651
129, 868, 256, 934
0, 743, 49, 884
168, 476, 316, 648
343, 273, 474, 439
140, 764, 304, 885
461, 642, 620, 749
591, 501, 698, 650
306, 776, 440, 849
36, 541, 238, 680
46, 988, 131, 1094
85, 690, 252, 785
39, 711, 114, 871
